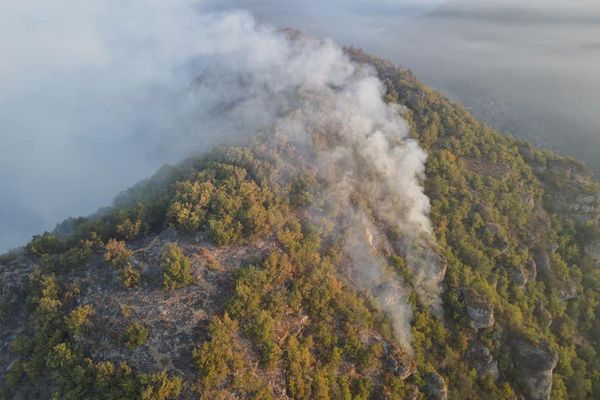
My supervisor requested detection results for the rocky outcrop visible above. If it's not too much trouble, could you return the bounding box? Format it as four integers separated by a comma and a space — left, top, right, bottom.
513, 340, 558, 400
467, 342, 499, 380
534, 302, 553, 329
485, 223, 509, 252
511, 257, 536, 288
424, 371, 448, 400
462, 288, 494, 330
388, 348, 416, 379
360, 330, 416, 380
542, 161, 600, 222
532, 251, 551, 277
558, 279, 578, 301
404, 385, 420, 400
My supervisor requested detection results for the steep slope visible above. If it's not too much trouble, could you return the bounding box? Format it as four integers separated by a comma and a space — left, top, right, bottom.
1, 50, 600, 400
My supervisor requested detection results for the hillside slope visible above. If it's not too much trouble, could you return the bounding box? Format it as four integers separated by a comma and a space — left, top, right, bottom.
1, 50, 600, 400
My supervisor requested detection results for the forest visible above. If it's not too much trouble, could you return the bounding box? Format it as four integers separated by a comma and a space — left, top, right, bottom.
1, 49, 599, 399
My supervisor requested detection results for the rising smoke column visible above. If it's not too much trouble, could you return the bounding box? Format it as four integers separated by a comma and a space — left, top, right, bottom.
1, 0, 443, 351
185, 11, 445, 351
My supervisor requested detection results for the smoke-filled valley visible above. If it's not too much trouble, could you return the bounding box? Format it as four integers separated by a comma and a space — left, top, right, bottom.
2, 2, 600, 400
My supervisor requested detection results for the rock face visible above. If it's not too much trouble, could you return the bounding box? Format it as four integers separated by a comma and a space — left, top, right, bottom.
533, 251, 551, 277
513, 340, 558, 400
511, 258, 536, 288
510, 268, 527, 288
467, 342, 499, 380
534, 302, 553, 329
388, 348, 416, 380
425, 371, 448, 400
559, 279, 578, 301
462, 288, 494, 330
362, 330, 416, 380
541, 159, 600, 223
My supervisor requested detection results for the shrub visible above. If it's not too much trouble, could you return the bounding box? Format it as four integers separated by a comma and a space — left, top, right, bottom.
28, 232, 64, 256
65, 304, 94, 336
168, 180, 215, 233
167, 163, 280, 246
45, 239, 94, 271
139, 371, 183, 400
116, 217, 143, 241
104, 239, 133, 269
124, 321, 148, 349
161, 244, 194, 290
121, 263, 141, 288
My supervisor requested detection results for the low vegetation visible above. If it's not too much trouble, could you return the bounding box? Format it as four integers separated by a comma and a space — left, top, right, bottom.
161, 243, 194, 290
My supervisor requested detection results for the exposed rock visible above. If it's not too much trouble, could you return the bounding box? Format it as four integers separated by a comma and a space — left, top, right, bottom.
513, 340, 558, 400
533, 252, 551, 276
534, 302, 553, 329
362, 331, 416, 379
462, 288, 494, 330
511, 269, 527, 288
510, 256, 538, 286
467, 342, 499, 380
527, 257, 538, 281
559, 280, 578, 301
485, 223, 509, 252
424, 371, 448, 400
388, 347, 416, 379
404, 385, 420, 400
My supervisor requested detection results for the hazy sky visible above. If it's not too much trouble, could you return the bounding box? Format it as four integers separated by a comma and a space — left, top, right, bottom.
212, 0, 600, 171
1, 0, 599, 252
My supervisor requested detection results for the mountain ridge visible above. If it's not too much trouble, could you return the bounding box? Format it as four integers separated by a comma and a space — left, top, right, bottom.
1, 47, 600, 400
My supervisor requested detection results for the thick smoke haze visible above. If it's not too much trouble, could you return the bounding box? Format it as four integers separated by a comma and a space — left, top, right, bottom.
1, 0, 442, 348
0, 1, 199, 251
209, 0, 600, 174
0, 0, 446, 253
2, 1, 598, 248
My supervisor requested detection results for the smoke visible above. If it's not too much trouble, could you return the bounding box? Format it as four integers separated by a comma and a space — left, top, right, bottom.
182, 16, 444, 349
201, 0, 600, 176
0, 0, 443, 350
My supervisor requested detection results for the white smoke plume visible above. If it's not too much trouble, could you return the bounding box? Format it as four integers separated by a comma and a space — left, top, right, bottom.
1, 0, 443, 350
179, 11, 445, 350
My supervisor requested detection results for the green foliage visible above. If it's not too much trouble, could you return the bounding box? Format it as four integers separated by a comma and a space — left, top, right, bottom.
168, 179, 215, 233
161, 243, 194, 290
65, 304, 94, 336
168, 162, 283, 246
28, 232, 65, 256
121, 263, 141, 288
139, 371, 183, 400
4, 51, 600, 400
123, 321, 149, 350
103, 239, 133, 269
116, 216, 144, 241
192, 313, 243, 391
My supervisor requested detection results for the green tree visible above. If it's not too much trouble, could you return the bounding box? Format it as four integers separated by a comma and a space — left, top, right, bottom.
161, 243, 194, 290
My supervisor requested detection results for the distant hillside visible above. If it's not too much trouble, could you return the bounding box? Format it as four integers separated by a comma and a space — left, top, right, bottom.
388, 0, 600, 176
1, 49, 599, 400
